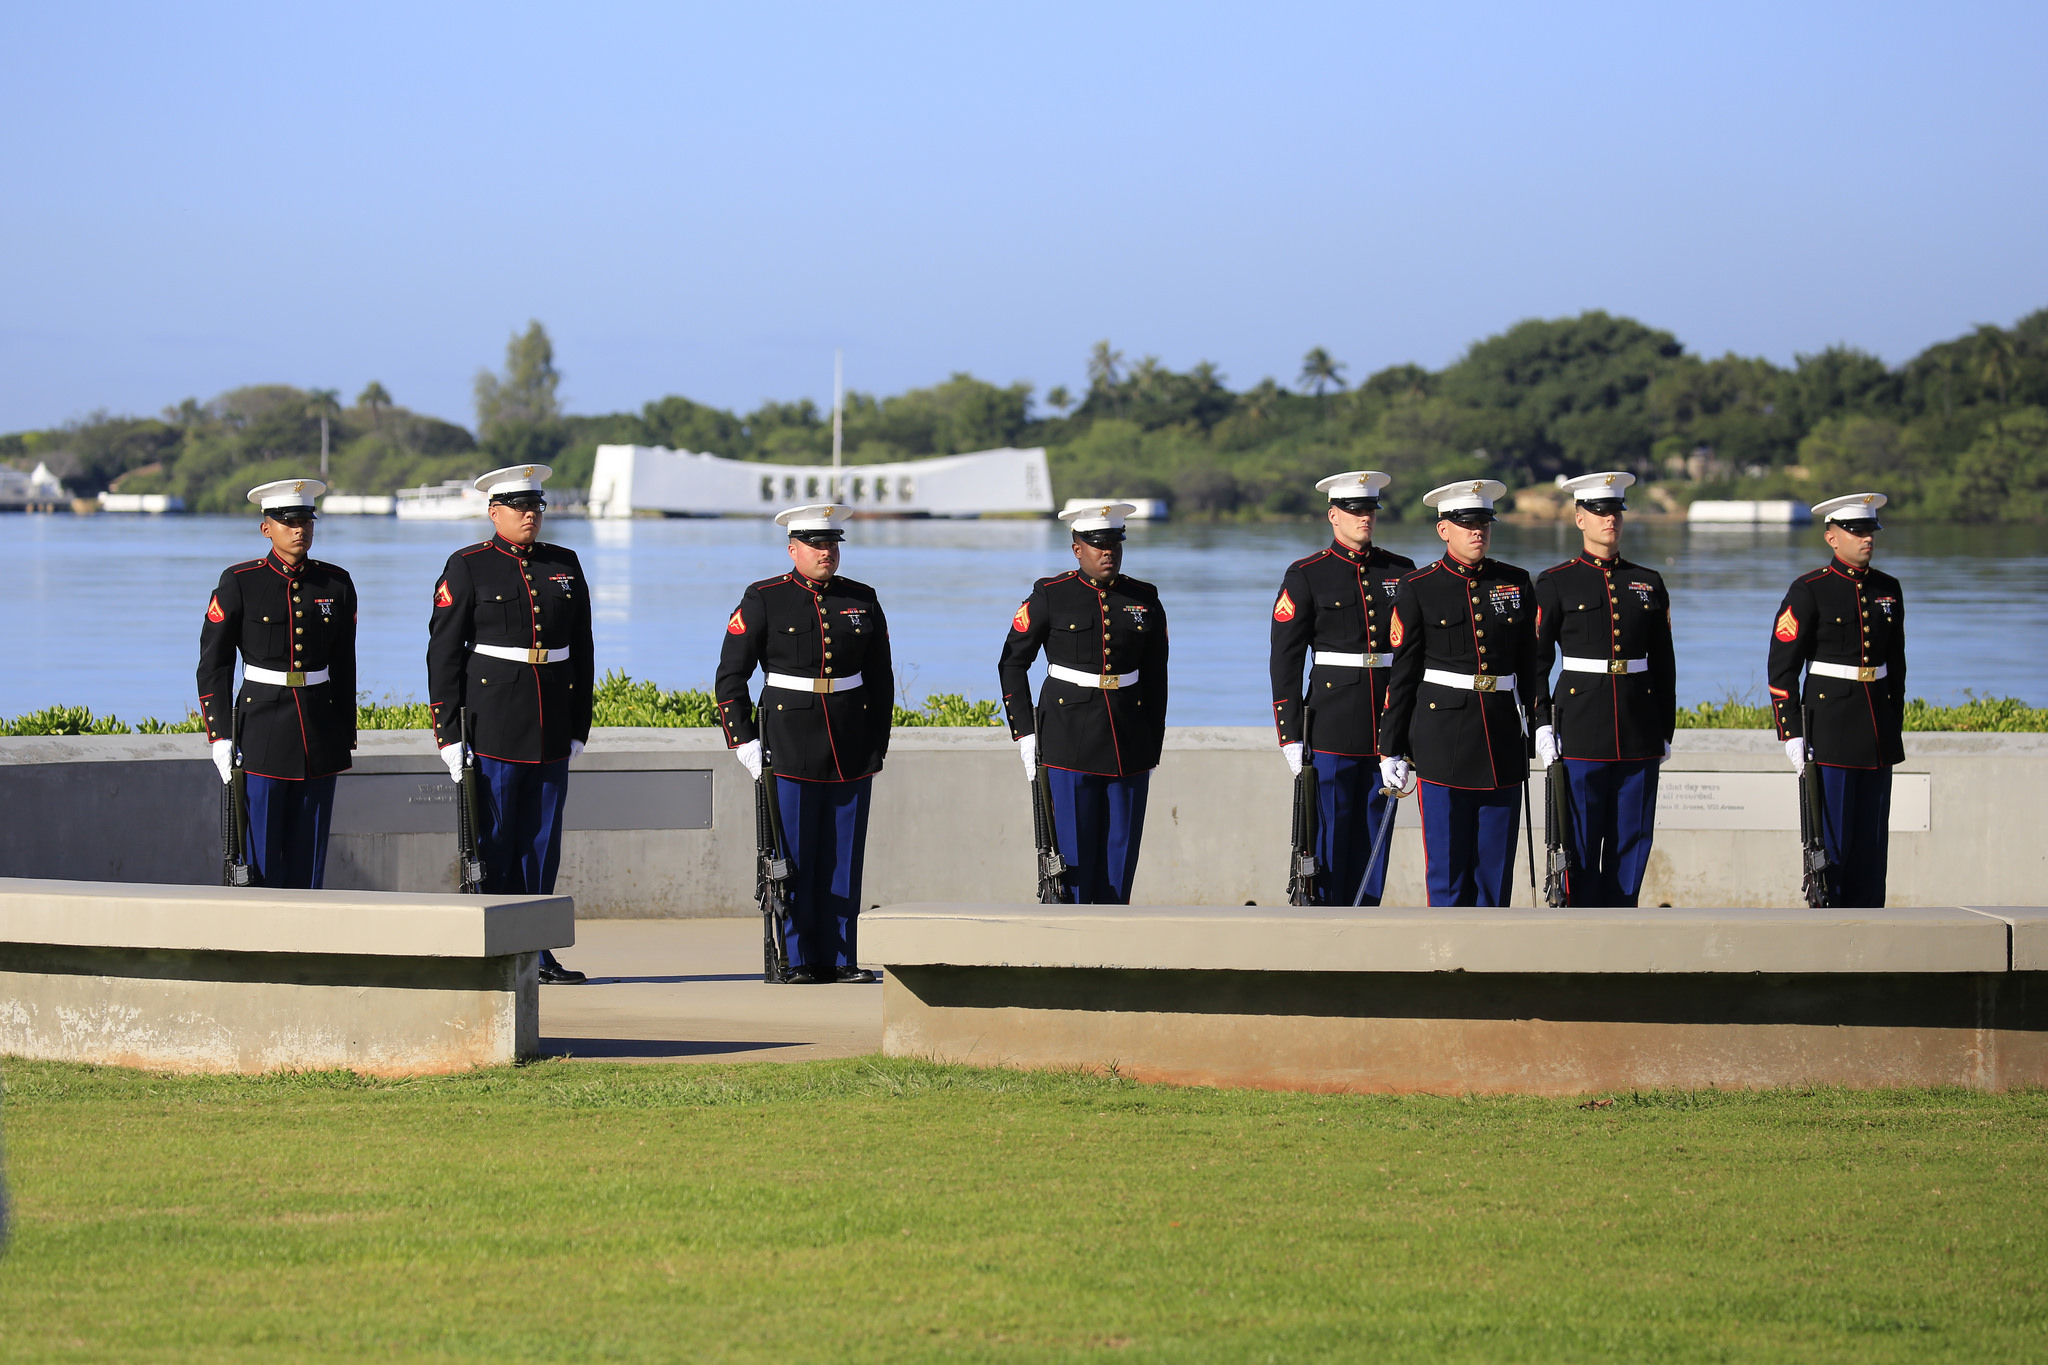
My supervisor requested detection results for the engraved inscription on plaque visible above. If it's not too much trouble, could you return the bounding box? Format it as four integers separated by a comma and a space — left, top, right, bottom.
1385, 771, 1933, 831
1654, 771, 1930, 832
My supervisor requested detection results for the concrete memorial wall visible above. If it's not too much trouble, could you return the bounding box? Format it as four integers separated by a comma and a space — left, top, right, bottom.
865, 903, 2048, 1094
0, 728, 2041, 913
0, 878, 573, 1074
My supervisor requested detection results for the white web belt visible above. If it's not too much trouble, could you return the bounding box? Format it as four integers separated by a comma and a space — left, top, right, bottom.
1047, 663, 1139, 690
243, 666, 330, 687
765, 671, 863, 694
1561, 656, 1648, 674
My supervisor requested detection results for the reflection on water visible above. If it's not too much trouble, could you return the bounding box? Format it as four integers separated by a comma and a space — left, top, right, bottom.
4, 514, 2045, 724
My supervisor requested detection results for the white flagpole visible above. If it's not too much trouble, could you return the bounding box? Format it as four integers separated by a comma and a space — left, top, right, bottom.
831, 348, 843, 501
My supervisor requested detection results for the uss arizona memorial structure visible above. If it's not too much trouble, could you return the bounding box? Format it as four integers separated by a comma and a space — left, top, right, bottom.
586, 444, 1055, 518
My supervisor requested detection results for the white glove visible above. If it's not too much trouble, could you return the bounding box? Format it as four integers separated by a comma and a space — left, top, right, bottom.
734, 738, 764, 781
1785, 736, 1807, 774
439, 742, 467, 784
1018, 733, 1038, 782
1378, 755, 1411, 791
1534, 725, 1560, 767
211, 738, 234, 784
569, 739, 585, 760
1281, 742, 1304, 776
1661, 740, 1672, 763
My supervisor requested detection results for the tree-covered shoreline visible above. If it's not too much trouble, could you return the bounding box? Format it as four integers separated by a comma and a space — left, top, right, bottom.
6, 309, 2045, 521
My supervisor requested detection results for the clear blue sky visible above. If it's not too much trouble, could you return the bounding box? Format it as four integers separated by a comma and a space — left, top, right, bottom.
3, 1, 2044, 434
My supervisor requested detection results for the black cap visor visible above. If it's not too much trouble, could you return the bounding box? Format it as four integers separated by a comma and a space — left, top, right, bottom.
1439, 508, 1496, 527
1575, 498, 1627, 516
1073, 528, 1127, 547
492, 492, 546, 511
1329, 497, 1380, 515
1828, 517, 1881, 534
263, 505, 318, 522
789, 528, 845, 545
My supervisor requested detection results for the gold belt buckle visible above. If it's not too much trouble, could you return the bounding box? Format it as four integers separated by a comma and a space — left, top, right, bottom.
1362, 653, 1383, 668
1856, 666, 1877, 682
528, 648, 550, 664
284, 670, 305, 687
812, 678, 835, 694
1609, 660, 1630, 675
1100, 674, 1121, 690
1473, 674, 1497, 692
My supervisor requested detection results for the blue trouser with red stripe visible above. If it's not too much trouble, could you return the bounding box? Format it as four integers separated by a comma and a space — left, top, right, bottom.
1416, 780, 1520, 907
1047, 768, 1150, 905
775, 775, 873, 972
1817, 764, 1892, 908
477, 757, 570, 895
244, 774, 337, 889
1313, 751, 1395, 906
1559, 757, 1660, 907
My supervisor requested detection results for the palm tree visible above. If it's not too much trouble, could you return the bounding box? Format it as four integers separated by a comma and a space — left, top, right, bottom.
356, 381, 391, 434
1045, 385, 1074, 416
1299, 347, 1348, 398
305, 388, 342, 478
1971, 325, 2016, 406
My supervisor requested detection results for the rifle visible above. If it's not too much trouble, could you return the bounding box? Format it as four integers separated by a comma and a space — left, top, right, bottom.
220, 706, 252, 887
1030, 708, 1073, 904
1796, 705, 1834, 908
455, 708, 486, 893
755, 752, 793, 981
1352, 762, 1414, 906
1286, 708, 1321, 906
1542, 723, 1575, 908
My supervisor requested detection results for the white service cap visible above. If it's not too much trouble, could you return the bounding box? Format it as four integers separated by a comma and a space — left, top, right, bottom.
1812, 492, 1887, 525
1422, 479, 1508, 517
1058, 501, 1138, 534
774, 503, 850, 536
1560, 471, 1636, 505
1315, 471, 1392, 503
474, 465, 552, 498
247, 478, 325, 514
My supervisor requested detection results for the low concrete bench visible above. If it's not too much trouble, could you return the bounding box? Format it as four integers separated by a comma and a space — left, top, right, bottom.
0, 877, 574, 1074
863, 904, 2048, 1095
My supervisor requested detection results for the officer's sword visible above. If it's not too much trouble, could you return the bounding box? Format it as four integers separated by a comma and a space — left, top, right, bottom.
1352, 763, 1416, 906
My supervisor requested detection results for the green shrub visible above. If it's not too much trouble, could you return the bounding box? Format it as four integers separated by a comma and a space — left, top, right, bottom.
1672, 693, 2045, 731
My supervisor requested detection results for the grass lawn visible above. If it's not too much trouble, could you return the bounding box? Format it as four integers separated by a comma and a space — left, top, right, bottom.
0, 1059, 2042, 1363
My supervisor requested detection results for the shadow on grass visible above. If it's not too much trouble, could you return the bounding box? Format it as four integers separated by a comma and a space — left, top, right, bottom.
538, 1037, 805, 1060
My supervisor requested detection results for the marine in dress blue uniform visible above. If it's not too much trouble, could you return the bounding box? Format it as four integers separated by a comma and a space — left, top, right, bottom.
1377, 480, 1539, 907
1269, 471, 1416, 905
999, 503, 1169, 905
1531, 472, 1677, 907
426, 465, 593, 983
716, 505, 894, 983
1767, 492, 1905, 908
196, 479, 357, 888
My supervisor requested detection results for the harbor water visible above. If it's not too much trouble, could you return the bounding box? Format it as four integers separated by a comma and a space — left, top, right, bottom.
5, 513, 2046, 725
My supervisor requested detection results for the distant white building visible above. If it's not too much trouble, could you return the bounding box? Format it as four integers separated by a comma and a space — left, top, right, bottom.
587, 445, 1055, 519
0, 461, 68, 510
1686, 499, 1812, 525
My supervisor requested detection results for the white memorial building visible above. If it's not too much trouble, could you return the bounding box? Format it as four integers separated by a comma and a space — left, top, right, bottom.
586, 445, 1054, 518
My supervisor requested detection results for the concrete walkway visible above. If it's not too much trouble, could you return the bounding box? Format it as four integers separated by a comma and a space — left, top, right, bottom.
538, 918, 883, 1064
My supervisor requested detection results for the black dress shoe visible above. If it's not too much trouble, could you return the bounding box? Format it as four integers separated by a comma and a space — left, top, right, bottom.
786, 966, 825, 984
835, 967, 878, 984
538, 950, 586, 985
